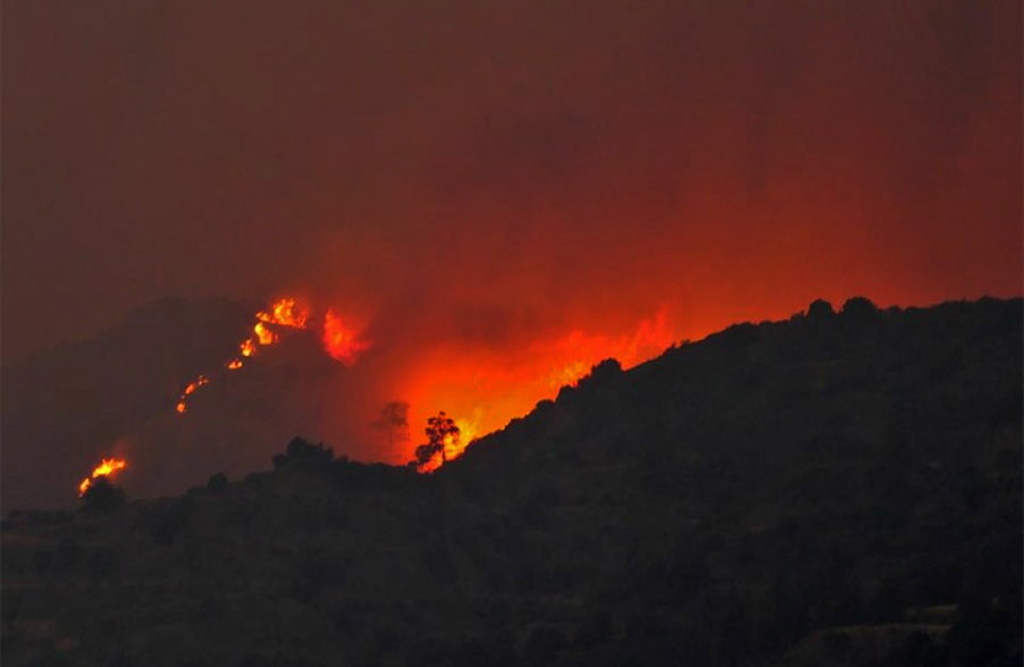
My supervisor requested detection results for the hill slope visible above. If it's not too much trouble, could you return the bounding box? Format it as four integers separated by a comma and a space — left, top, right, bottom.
1, 297, 356, 509
2, 297, 1021, 666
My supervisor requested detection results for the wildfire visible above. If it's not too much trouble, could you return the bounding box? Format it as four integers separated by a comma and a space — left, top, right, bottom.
175, 375, 210, 414
227, 297, 310, 370
322, 308, 371, 366
177, 298, 312, 414
417, 416, 478, 473
78, 458, 127, 496
402, 309, 676, 472
176, 296, 370, 415
165, 292, 674, 482
253, 322, 277, 346
239, 339, 257, 358
257, 298, 308, 328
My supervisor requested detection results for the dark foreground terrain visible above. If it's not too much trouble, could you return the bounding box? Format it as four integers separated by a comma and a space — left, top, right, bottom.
3, 297, 1021, 666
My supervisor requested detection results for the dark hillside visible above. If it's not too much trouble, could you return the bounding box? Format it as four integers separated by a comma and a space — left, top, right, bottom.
1, 297, 256, 509
2, 297, 1021, 666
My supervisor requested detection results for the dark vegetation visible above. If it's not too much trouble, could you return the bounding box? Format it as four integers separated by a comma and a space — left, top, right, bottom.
414, 411, 461, 469
2, 297, 1021, 666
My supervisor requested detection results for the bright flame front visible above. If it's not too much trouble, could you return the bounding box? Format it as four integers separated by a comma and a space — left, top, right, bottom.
178, 298, 315, 414
78, 458, 127, 496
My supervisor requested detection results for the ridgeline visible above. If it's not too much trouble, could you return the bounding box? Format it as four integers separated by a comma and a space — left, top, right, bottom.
3, 297, 1021, 666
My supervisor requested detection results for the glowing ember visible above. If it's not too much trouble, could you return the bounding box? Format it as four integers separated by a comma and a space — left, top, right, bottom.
322, 309, 371, 366
240, 338, 257, 357
78, 457, 127, 496
175, 375, 210, 414
182, 376, 208, 395
226, 359, 243, 370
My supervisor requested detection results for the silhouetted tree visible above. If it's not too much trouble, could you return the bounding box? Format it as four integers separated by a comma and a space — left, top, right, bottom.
842, 296, 878, 319
373, 401, 410, 459
80, 476, 126, 513
588, 358, 623, 384
207, 472, 228, 493
415, 411, 460, 468
807, 299, 835, 320
273, 437, 333, 470
286, 437, 333, 462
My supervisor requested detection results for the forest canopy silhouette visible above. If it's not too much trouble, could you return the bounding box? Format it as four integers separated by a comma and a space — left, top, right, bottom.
2, 297, 1020, 666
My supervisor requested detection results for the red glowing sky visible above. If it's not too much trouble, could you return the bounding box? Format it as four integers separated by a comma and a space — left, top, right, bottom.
3, 2, 1021, 463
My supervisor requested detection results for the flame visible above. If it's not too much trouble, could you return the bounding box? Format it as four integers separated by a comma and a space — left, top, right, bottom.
253, 321, 277, 346
173, 296, 369, 416
402, 310, 676, 471
322, 309, 371, 366
415, 412, 481, 473
78, 457, 127, 496
175, 298, 312, 415
257, 297, 308, 328
182, 376, 209, 395
446, 417, 477, 463
175, 375, 210, 414
239, 339, 257, 357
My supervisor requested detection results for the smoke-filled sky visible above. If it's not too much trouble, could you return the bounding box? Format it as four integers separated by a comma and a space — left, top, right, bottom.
4, 2, 1021, 371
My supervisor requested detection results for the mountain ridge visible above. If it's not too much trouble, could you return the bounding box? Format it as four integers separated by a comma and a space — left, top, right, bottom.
2, 296, 1021, 666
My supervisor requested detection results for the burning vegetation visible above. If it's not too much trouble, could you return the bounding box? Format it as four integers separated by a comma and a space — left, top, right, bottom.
175, 375, 209, 414
226, 297, 311, 371
174, 297, 371, 415
77, 458, 127, 497
114, 294, 675, 501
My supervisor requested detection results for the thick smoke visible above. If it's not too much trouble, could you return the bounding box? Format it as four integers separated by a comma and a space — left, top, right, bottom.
4, 0, 1019, 365
2, 2, 1020, 503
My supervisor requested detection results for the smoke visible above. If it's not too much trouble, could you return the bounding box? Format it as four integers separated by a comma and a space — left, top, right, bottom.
4, 1, 1019, 367
2, 1, 1020, 502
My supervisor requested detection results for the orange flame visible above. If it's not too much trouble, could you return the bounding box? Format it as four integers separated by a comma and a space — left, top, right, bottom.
257, 298, 308, 328
175, 375, 210, 414
403, 309, 676, 471
417, 417, 478, 473
253, 322, 277, 346
239, 338, 257, 357
176, 298, 312, 415
322, 309, 371, 366
78, 457, 127, 496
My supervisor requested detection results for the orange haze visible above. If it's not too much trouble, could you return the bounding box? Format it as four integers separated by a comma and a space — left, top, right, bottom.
1, 2, 1020, 491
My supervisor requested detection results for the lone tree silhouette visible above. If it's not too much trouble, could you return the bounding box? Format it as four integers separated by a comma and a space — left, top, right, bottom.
414, 411, 460, 469
373, 401, 410, 459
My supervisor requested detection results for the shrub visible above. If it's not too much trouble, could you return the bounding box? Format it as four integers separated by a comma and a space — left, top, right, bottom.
207, 472, 228, 493
80, 476, 126, 513
842, 296, 878, 319
807, 299, 835, 319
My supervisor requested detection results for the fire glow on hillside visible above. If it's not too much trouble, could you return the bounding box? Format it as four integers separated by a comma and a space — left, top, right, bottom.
78, 458, 127, 496
101, 295, 677, 500
228, 297, 311, 370
174, 297, 371, 415
396, 308, 677, 470
188, 297, 674, 469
